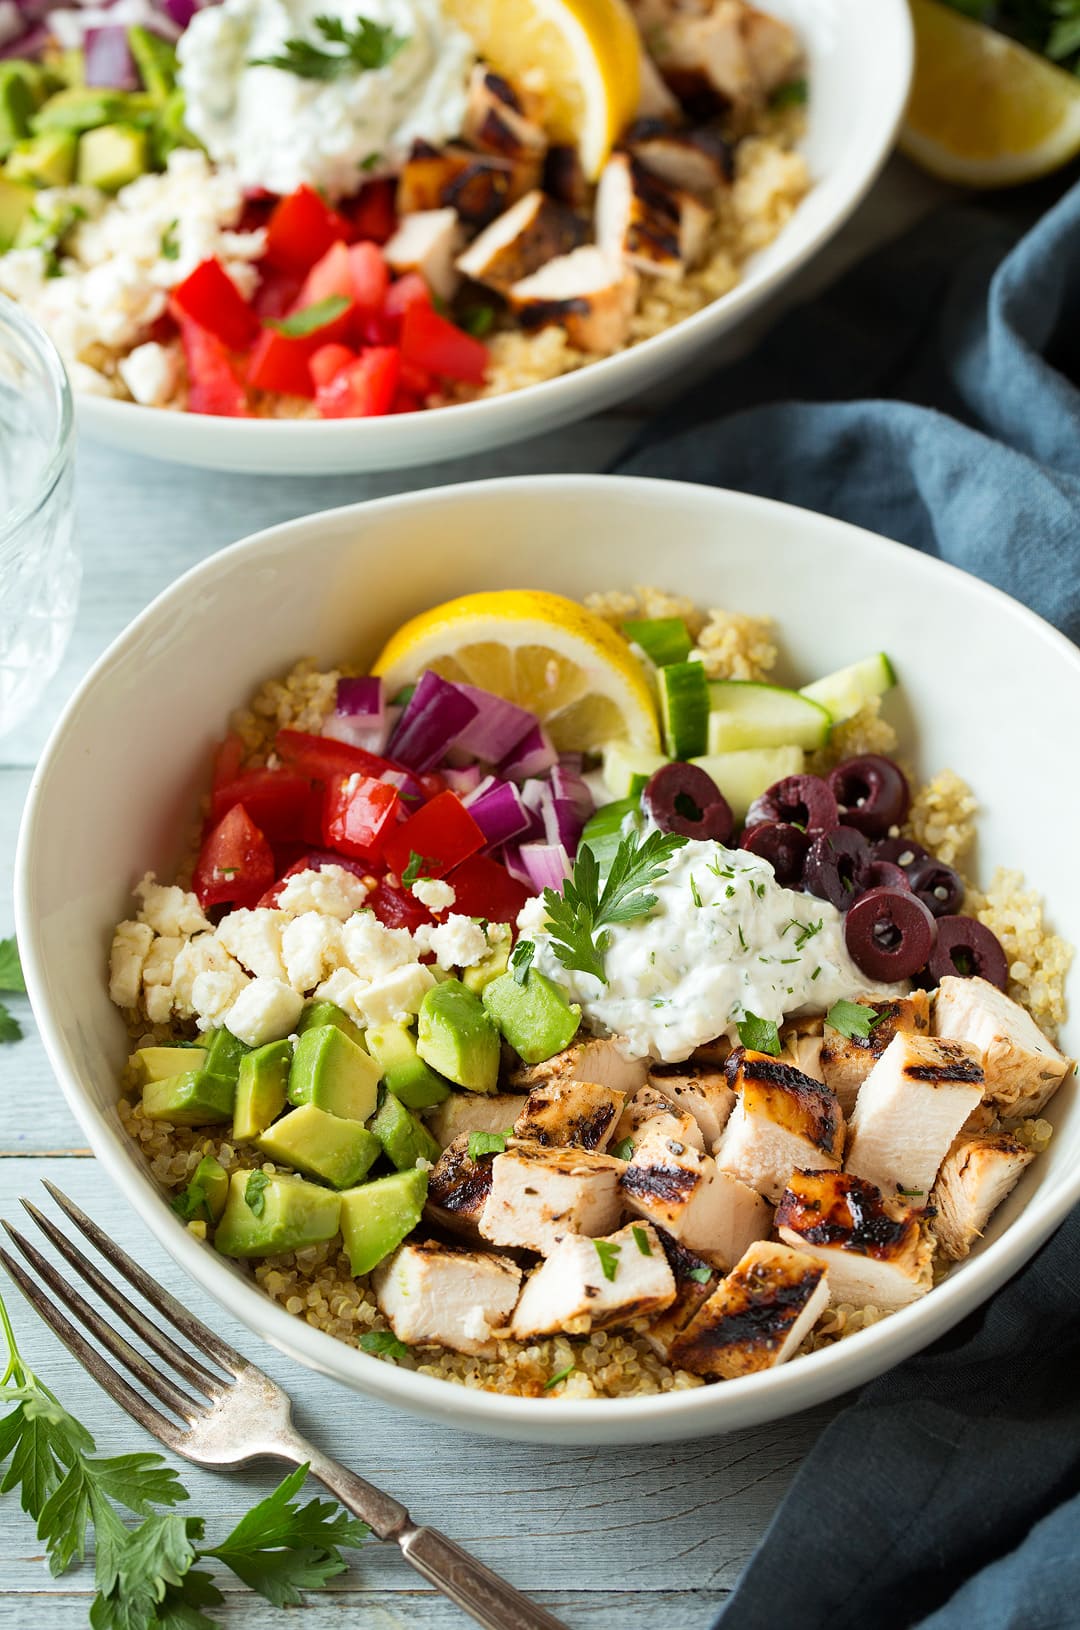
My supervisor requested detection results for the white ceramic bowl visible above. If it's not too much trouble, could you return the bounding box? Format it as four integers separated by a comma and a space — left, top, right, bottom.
75, 0, 912, 475
17, 475, 1079, 1444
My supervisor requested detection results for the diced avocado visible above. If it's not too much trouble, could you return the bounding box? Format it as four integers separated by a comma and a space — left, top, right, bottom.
142, 1069, 234, 1126
339, 1168, 427, 1277
77, 123, 148, 191
44, 48, 86, 89
0, 66, 37, 159
233, 1039, 291, 1142
5, 128, 76, 188
128, 26, 177, 100
366, 1021, 450, 1110
0, 176, 32, 252
32, 86, 129, 133
214, 1170, 341, 1259
257, 1103, 381, 1190
369, 1091, 441, 1171
150, 85, 199, 164
461, 923, 512, 995
482, 970, 580, 1065
297, 998, 366, 1050
188, 1155, 229, 1223
130, 1043, 207, 1085
416, 979, 500, 1094
288, 1025, 380, 1122
200, 1027, 251, 1093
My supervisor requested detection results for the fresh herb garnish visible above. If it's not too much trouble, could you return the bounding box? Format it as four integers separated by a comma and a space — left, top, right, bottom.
461, 304, 495, 336
402, 850, 434, 886
269, 294, 351, 338
0, 935, 25, 1045
631, 1225, 652, 1256
159, 219, 180, 260
826, 1000, 884, 1041
543, 1364, 575, 1390
467, 1131, 506, 1162
610, 1137, 634, 1161
360, 150, 381, 171
770, 76, 807, 108
251, 13, 407, 81
784, 917, 823, 951
593, 1240, 621, 1282
359, 1330, 410, 1360
245, 1171, 270, 1216
172, 1179, 212, 1225
897, 1186, 925, 1198
510, 939, 535, 987
736, 1011, 781, 1056
686, 1265, 713, 1284
542, 829, 687, 985
689, 875, 702, 908
737, 925, 748, 951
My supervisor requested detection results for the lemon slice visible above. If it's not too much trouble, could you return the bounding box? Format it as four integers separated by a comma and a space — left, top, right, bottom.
373, 590, 660, 752
901, 0, 1080, 187
443, 0, 641, 178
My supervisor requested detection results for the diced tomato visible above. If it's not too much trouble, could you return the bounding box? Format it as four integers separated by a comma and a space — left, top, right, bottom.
192, 804, 276, 910
179, 319, 250, 418
357, 310, 396, 347
366, 877, 434, 932
310, 343, 355, 387
383, 790, 485, 880
349, 178, 396, 245
323, 773, 400, 860
316, 346, 400, 419
384, 273, 430, 322
397, 357, 433, 398
443, 854, 531, 926
212, 733, 245, 791
172, 258, 260, 351
347, 241, 390, 313
265, 184, 351, 275
276, 729, 396, 784
210, 768, 317, 842
238, 194, 276, 235
246, 329, 316, 397
401, 301, 488, 384
418, 771, 447, 800
296, 240, 353, 309
252, 265, 305, 321
393, 391, 423, 414
258, 849, 374, 908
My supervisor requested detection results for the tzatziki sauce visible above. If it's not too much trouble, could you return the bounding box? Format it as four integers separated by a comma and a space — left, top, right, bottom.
518, 838, 900, 1062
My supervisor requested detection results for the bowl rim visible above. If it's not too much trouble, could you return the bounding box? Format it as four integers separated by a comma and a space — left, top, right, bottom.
17, 472, 1080, 1437
73, 0, 913, 465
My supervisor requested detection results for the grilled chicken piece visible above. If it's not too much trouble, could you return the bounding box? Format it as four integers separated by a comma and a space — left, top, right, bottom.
614, 1085, 705, 1152
397, 141, 531, 228
644, 0, 803, 116
510, 247, 639, 353
596, 152, 710, 278
670, 1239, 828, 1380
543, 144, 589, 208
648, 1062, 735, 1149
620, 1128, 771, 1262
715, 1050, 844, 1204
510, 1221, 676, 1338
463, 66, 549, 165
775, 1168, 933, 1311
478, 1144, 625, 1255
510, 1036, 649, 1095
383, 207, 463, 303
640, 1229, 723, 1359
934, 975, 1073, 1117
373, 1240, 521, 1356
456, 190, 585, 296
821, 992, 932, 1116
428, 1091, 522, 1151
690, 1036, 733, 1069
624, 117, 733, 195
932, 1131, 1036, 1261
425, 1134, 493, 1240
845, 1033, 984, 1203
512, 1078, 625, 1152
635, 46, 682, 120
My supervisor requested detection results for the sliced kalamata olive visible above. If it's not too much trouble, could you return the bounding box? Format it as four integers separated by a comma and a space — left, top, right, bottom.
739, 820, 810, 886
803, 828, 869, 911
873, 836, 931, 873
927, 915, 1008, 990
744, 773, 838, 834
643, 762, 733, 844
857, 859, 910, 895
828, 754, 911, 838
906, 856, 964, 919
844, 886, 937, 981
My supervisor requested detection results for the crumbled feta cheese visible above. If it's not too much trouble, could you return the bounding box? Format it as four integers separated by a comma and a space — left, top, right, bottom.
350, 963, 436, 1027
118, 340, 182, 407
216, 908, 288, 981
134, 873, 211, 938
225, 977, 304, 1048
191, 965, 251, 1031
427, 915, 489, 970
171, 934, 246, 1020
141, 935, 185, 1025
315, 967, 368, 1012
281, 912, 345, 993
108, 921, 154, 1009
412, 877, 456, 913
341, 912, 418, 978
277, 865, 371, 920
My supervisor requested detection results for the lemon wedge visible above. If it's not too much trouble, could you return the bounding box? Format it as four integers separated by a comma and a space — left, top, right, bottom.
373, 589, 660, 752
443, 0, 641, 178
901, 0, 1080, 187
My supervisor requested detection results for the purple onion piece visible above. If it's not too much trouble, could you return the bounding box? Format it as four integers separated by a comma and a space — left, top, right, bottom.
387, 669, 478, 771
452, 682, 536, 764
380, 767, 426, 812
336, 675, 383, 721
464, 780, 531, 849
520, 841, 572, 894
498, 722, 557, 782
550, 762, 594, 823
84, 25, 139, 89
500, 844, 534, 887
443, 765, 485, 795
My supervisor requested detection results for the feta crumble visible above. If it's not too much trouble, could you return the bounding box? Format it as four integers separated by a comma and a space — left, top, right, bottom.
412, 876, 456, 913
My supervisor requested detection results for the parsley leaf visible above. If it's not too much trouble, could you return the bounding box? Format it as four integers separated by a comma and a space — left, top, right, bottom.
594, 1240, 621, 1282
510, 938, 534, 986
251, 13, 407, 81
610, 1137, 634, 1160
467, 1130, 506, 1161
543, 1363, 575, 1390
204, 1463, 368, 1607
359, 1330, 410, 1360
0, 1005, 21, 1044
736, 1011, 781, 1056
826, 999, 883, 1041
461, 304, 495, 336
171, 1181, 210, 1225
268, 294, 351, 338
245, 1171, 270, 1216
160, 220, 180, 260
686, 1264, 713, 1284
631, 1224, 652, 1256
770, 76, 807, 108
0, 937, 25, 992
543, 829, 686, 985
402, 850, 434, 886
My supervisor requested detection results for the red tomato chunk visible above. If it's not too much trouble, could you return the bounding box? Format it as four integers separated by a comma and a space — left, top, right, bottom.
315, 346, 400, 418
400, 301, 488, 384
265, 184, 351, 274
443, 854, 530, 926
383, 790, 484, 880
179, 319, 249, 418
172, 259, 260, 351
193, 804, 275, 910
210, 768, 317, 843
323, 774, 400, 860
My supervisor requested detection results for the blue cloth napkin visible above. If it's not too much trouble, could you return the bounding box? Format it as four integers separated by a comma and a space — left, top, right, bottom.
616, 175, 1080, 1628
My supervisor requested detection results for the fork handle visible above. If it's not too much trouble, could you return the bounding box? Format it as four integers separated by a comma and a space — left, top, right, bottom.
398, 1523, 570, 1630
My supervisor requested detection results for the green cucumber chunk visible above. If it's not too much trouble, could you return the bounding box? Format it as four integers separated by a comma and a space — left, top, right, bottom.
658, 660, 710, 758
127, 26, 177, 99
601, 741, 668, 800
339, 1168, 427, 1277
288, 1025, 380, 1121
214, 1170, 341, 1258
707, 681, 831, 753
622, 617, 692, 668
233, 1039, 291, 1142
482, 969, 580, 1064
579, 796, 643, 877
365, 1021, 451, 1109
799, 652, 896, 724
690, 746, 805, 822
369, 1092, 441, 1171
257, 1103, 381, 1189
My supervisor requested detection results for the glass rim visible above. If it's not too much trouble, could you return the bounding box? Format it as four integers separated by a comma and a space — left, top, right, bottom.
0, 293, 75, 549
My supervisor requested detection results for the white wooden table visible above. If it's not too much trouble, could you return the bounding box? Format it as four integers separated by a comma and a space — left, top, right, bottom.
0, 156, 945, 1629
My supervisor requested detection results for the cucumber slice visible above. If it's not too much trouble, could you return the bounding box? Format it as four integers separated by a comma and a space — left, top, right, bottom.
691, 747, 804, 822
601, 740, 668, 800
707, 681, 831, 753
659, 661, 710, 758
622, 617, 692, 668
800, 652, 896, 724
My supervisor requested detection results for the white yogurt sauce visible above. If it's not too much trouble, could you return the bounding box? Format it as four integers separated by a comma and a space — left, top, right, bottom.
177, 0, 476, 199
518, 838, 899, 1062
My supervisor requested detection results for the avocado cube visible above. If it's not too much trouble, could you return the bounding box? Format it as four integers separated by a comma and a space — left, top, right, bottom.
297, 998, 366, 1050
5, 128, 76, 188
416, 979, 500, 1094
0, 177, 32, 253
366, 1021, 450, 1110
369, 1091, 441, 1171
141, 1069, 234, 1126
339, 1168, 427, 1277
257, 1103, 381, 1190
461, 924, 512, 994
481, 970, 581, 1065
176, 1154, 229, 1224
288, 1025, 380, 1122
130, 1043, 207, 1085
233, 1039, 291, 1142
0, 67, 36, 159
200, 1027, 251, 1092
77, 122, 148, 191
32, 86, 128, 133
128, 26, 177, 100
46, 48, 85, 88
214, 1170, 341, 1259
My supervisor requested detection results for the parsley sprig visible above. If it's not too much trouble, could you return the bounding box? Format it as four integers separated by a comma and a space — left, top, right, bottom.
251, 14, 408, 81
826, 999, 885, 1041
0, 935, 25, 1044
0, 1291, 368, 1625
542, 830, 687, 985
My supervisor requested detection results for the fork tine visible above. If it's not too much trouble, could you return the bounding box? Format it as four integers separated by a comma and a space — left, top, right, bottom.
20, 1198, 229, 1402
0, 1249, 185, 1450
2, 1221, 207, 1424
42, 1181, 251, 1376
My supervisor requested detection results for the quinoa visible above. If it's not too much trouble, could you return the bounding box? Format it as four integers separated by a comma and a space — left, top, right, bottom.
965, 869, 1072, 1039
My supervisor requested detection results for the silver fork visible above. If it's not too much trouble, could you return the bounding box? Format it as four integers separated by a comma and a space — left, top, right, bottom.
0, 1181, 568, 1630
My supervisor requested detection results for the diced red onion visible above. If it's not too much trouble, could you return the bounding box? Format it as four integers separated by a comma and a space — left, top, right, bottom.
550, 763, 594, 824
443, 765, 484, 795
463, 779, 531, 849
388, 670, 478, 771
163, 0, 198, 24
520, 841, 572, 894
85, 25, 139, 88
323, 676, 389, 752
500, 844, 534, 888
336, 676, 384, 720
518, 778, 552, 842
498, 722, 557, 782
559, 752, 584, 772
0, 18, 47, 55
451, 683, 536, 765
380, 767, 427, 813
